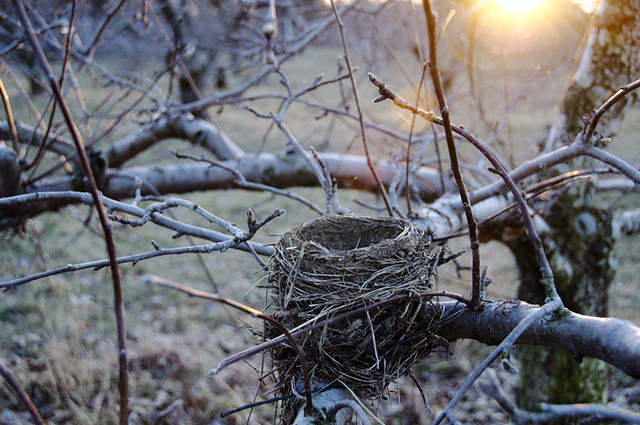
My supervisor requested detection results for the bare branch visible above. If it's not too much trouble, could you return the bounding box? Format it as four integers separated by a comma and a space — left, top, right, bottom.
582, 78, 640, 144
330, 0, 393, 216
423, 0, 481, 308
435, 300, 640, 379
172, 150, 324, 214
0, 192, 278, 287
145, 275, 314, 416
12, 2, 130, 422
369, 72, 559, 302
109, 115, 244, 167
0, 361, 46, 425
80, 0, 129, 59
432, 299, 563, 424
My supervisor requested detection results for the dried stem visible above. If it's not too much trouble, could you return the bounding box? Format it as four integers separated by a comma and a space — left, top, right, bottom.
145, 275, 314, 416
0, 361, 46, 425
0, 78, 19, 154
329, 0, 393, 216
12, 2, 130, 422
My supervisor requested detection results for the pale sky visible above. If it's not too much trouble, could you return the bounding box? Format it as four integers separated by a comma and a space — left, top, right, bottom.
573, 0, 600, 12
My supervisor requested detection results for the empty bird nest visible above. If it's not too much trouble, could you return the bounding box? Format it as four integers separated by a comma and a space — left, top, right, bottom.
266, 215, 456, 398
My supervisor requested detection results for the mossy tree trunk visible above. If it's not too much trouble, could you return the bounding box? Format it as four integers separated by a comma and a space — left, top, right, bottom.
506, 0, 640, 416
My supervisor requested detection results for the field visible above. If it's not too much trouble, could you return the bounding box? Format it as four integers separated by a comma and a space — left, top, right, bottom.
2, 2, 640, 424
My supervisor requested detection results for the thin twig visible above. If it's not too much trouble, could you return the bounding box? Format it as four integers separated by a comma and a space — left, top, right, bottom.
434, 173, 592, 241
406, 62, 430, 215
145, 276, 314, 416
367, 73, 560, 303
172, 150, 324, 214
0, 361, 46, 425
582, 77, 640, 144
0, 79, 19, 154
423, 0, 481, 308
80, 0, 129, 59
329, 0, 393, 216
12, 2, 130, 422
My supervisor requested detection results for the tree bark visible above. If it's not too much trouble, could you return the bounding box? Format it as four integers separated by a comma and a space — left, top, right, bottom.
509, 0, 640, 415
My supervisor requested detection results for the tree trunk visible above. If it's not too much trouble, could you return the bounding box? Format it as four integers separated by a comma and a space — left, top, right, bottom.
508, 0, 640, 416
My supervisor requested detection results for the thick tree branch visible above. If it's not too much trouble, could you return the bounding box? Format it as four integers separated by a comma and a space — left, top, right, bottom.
29, 153, 444, 201
436, 300, 640, 379
108, 115, 244, 167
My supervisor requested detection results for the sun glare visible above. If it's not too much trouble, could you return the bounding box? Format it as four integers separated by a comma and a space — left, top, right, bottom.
494, 0, 544, 14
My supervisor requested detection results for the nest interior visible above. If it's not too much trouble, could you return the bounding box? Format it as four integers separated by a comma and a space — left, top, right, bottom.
267, 215, 449, 396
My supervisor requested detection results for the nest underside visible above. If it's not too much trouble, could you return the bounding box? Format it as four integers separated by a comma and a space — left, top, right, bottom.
266, 216, 449, 396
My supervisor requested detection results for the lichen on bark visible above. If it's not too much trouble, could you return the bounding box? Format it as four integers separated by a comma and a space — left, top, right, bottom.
508, 0, 639, 418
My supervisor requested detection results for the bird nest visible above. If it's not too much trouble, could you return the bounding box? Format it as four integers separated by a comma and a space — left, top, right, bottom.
266, 215, 450, 397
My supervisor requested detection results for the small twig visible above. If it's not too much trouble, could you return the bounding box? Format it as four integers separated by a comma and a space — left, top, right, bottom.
145, 275, 314, 416
423, 0, 481, 309
271, 116, 328, 188
538, 402, 640, 424
434, 173, 592, 242
80, 0, 129, 59
389, 167, 408, 219
478, 368, 515, 415
406, 62, 430, 215
12, 2, 130, 423
582, 77, 640, 145
149, 399, 183, 425
368, 73, 560, 303
409, 372, 432, 415
0, 78, 20, 155
0, 361, 46, 425
480, 368, 640, 424
310, 146, 336, 216
330, 0, 393, 216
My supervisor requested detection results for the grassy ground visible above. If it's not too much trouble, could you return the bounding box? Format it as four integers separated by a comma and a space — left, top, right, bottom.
2, 5, 640, 424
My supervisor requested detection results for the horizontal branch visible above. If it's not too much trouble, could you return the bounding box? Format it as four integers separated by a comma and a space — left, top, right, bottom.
108, 115, 245, 167
469, 142, 640, 205
436, 300, 640, 379
26, 153, 444, 201
0, 120, 75, 158
0, 191, 274, 256
214, 298, 640, 380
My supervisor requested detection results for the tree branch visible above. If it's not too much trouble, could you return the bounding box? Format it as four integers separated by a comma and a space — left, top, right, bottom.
436, 300, 640, 379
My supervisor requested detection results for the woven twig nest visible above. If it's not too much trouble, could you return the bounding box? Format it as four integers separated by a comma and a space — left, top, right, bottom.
267, 215, 449, 397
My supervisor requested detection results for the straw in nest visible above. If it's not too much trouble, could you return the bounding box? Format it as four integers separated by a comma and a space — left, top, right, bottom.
266, 215, 450, 397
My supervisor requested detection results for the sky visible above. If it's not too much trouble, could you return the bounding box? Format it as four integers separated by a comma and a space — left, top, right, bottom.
494, 0, 600, 13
